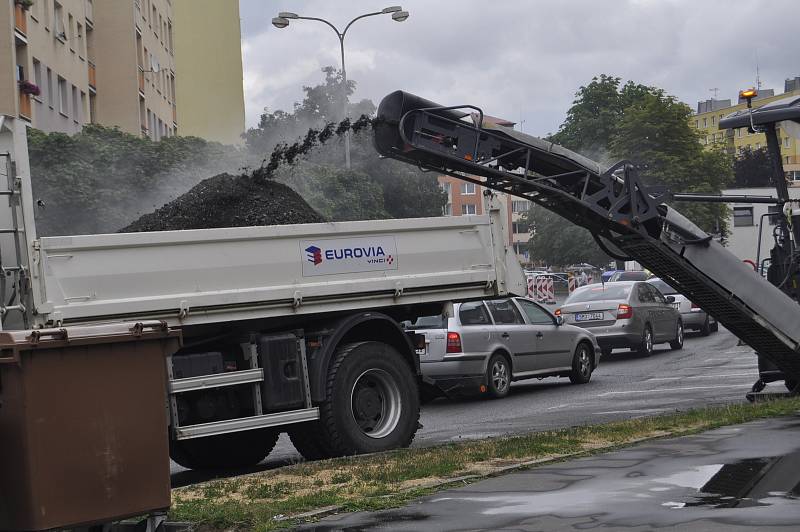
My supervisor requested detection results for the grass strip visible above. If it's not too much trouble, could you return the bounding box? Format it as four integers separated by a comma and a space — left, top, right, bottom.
171, 397, 800, 531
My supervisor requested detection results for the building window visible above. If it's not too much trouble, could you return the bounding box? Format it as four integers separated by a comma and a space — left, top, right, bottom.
733, 206, 754, 227
460, 182, 476, 195
443, 203, 452, 216
785, 137, 791, 148
79, 91, 86, 123
511, 200, 529, 213
738, 128, 743, 138
461, 204, 477, 215
711, 116, 716, 126
71, 85, 78, 122
512, 222, 529, 234
46, 68, 54, 108
57, 77, 68, 116
695, 120, 699, 129
76, 22, 84, 56
703, 117, 707, 128
789, 171, 800, 181
32, 60, 42, 101
54, 2, 64, 39
767, 205, 782, 226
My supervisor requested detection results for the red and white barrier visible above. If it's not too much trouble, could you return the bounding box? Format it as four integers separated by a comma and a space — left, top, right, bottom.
528, 275, 556, 304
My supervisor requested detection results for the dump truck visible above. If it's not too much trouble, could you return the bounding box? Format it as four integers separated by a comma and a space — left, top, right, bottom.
372, 90, 800, 394
0, 116, 526, 469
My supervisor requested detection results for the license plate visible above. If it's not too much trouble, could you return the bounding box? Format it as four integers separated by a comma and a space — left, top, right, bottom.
576, 312, 604, 322
672, 303, 680, 310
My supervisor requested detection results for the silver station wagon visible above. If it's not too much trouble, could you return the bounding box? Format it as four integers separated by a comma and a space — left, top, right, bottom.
558, 281, 683, 357
407, 297, 601, 399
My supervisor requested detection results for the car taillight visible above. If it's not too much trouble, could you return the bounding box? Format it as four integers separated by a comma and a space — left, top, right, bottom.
554, 308, 561, 316
446, 332, 462, 353
691, 302, 701, 311
617, 304, 633, 319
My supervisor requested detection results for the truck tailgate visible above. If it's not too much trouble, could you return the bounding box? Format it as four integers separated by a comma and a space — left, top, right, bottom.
35, 215, 525, 327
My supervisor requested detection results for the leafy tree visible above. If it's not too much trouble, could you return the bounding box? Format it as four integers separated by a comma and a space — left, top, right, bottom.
28, 125, 242, 235
610, 91, 733, 235
246, 67, 446, 220
733, 147, 772, 187
524, 206, 611, 268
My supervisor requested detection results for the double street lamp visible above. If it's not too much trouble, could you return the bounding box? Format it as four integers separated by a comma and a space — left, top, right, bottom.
272, 7, 410, 169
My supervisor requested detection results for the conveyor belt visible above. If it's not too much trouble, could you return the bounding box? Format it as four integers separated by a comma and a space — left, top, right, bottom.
374, 90, 800, 380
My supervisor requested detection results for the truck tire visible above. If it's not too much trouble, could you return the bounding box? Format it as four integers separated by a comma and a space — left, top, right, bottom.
317, 341, 420, 457
287, 422, 334, 461
169, 428, 278, 470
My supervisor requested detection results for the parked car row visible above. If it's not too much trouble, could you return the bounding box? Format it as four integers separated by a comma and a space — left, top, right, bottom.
405, 274, 721, 402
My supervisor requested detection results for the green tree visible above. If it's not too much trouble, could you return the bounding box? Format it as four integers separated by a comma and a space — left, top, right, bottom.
28, 125, 242, 235
733, 147, 772, 187
246, 67, 446, 221
525, 205, 611, 268
610, 91, 733, 234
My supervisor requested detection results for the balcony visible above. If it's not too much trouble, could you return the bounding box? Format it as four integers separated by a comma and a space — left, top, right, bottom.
88, 62, 96, 91
18, 92, 31, 121
14, 4, 27, 36
138, 67, 145, 94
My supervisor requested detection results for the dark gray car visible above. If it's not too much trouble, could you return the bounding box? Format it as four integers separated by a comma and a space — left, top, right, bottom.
558, 281, 683, 357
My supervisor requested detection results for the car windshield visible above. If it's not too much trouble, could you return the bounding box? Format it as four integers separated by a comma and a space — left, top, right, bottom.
566, 284, 632, 303
648, 279, 677, 295
408, 315, 446, 329
610, 271, 648, 282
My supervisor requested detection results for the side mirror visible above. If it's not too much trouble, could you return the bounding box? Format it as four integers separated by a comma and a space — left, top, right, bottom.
555, 315, 565, 326
665, 295, 675, 303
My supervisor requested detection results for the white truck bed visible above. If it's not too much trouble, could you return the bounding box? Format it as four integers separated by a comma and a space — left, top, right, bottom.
33, 213, 525, 328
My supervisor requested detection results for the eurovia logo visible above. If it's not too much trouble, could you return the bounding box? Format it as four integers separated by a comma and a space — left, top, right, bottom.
305, 246, 323, 266
304, 244, 393, 266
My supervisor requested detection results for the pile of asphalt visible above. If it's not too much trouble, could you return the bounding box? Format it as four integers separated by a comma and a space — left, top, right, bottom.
120, 115, 375, 233
119, 173, 325, 232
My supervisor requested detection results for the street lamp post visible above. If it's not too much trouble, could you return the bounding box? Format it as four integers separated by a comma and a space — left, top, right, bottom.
272, 7, 410, 169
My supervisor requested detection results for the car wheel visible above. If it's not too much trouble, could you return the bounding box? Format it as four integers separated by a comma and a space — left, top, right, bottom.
486, 353, 511, 399
699, 316, 711, 336
710, 317, 719, 333
569, 342, 593, 384
669, 321, 684, 350
637, 325, 654, 357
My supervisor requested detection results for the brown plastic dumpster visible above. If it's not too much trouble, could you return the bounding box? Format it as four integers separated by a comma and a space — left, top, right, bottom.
0, 321, 181, 531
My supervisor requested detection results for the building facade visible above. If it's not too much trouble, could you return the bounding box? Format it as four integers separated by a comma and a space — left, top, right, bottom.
720, 186, 800, 267
693, 78, 800, 183
438, 174, 532, 265
3, 0, 176, 140
173, 0, 245, 145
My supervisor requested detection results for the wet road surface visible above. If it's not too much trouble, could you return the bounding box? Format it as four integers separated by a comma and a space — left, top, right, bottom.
172, 327, 768, 487
300, 415, 800, 531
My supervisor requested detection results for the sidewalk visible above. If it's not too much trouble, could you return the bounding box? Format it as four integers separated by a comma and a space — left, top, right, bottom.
299, 414, 800, 531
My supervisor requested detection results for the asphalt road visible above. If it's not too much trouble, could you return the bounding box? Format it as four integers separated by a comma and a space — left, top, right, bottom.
171, 326, 767, 487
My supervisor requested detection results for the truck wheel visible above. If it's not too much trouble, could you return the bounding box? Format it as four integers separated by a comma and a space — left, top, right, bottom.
317, 341, 420, 457
169, 428, 278, 470
287, 422, 334, 461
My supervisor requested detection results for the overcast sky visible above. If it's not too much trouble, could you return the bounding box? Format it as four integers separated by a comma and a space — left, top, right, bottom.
239, 0, 799, 137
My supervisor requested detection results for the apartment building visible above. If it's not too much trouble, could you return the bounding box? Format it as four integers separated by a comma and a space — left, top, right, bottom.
173, 0, 245, 145
2, 0, 176, 140
439, 174, 532, 265
693, 77, 800, 184
93, 0, 175, 140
